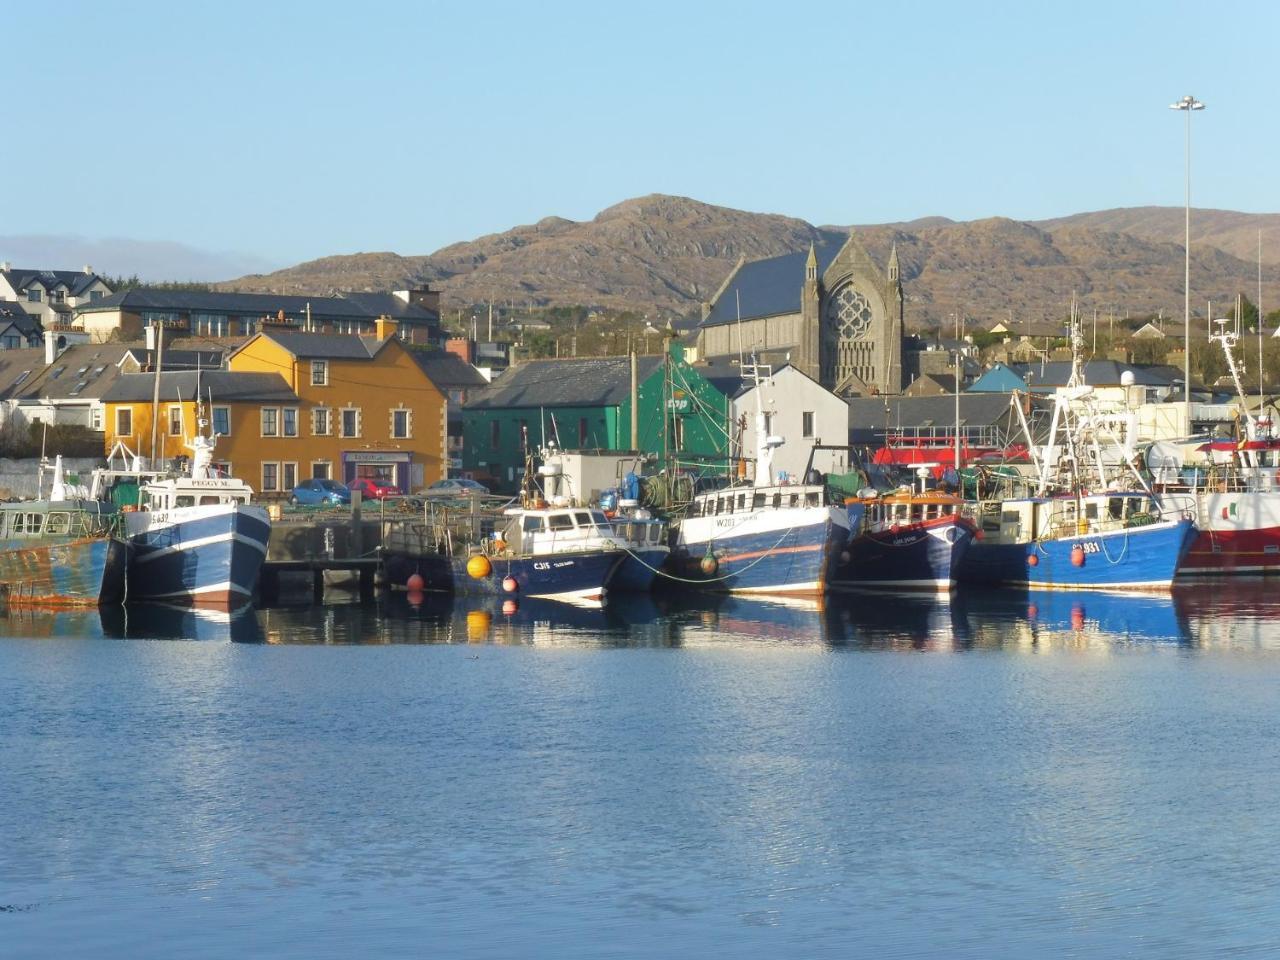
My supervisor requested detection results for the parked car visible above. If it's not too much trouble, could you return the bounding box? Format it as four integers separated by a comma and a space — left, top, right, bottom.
290, 478, 352, 506
349, 476, 399, 500
423, 478, 490, 497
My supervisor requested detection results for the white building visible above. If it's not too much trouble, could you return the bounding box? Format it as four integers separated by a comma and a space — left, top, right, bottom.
0, 264, 113, 335
733, 364, 850, 482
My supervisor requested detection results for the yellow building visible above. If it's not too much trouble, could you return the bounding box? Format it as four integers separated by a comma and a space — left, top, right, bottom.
102, 321, 449, 496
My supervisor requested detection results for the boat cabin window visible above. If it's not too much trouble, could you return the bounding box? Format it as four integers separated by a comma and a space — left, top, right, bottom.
45, 513, 70, 535
200, 496, 221, 506
911, 505, 923, 521
23, 513, 43, 535
1108, 498, 1123, 520
1127, 497, 1143, 516
548, 513, 574, 531
1085, 503, 1099, 520
894, 504, 909, 521
753, 493, 766, 509
805, 492, 819, 507
737, 494, 747, 511
771, 493, 781, 509
789, 494, 799, 508
175, 495, 196, 508
573, 511, 593, 528
590, 510, 609, 526
523, 515, 544, 533
649, 526, 662, 544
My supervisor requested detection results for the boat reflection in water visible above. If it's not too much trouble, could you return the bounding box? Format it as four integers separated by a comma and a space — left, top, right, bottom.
952, 588, 1192, 648
99, 602, 264, 643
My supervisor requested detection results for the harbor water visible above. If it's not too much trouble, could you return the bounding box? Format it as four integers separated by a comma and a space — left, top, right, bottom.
4, 584, 1280, 958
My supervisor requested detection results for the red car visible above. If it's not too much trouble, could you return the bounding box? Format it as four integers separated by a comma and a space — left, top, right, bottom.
349, 477, 399, 500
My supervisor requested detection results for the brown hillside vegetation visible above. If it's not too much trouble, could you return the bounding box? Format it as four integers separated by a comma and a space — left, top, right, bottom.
218, 195, 1280, 329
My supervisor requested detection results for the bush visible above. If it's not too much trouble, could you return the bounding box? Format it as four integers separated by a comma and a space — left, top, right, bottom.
0, 421, 104, 459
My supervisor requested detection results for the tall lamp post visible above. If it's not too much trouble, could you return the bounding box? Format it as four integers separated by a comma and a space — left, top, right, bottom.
1171, 94, 1205, 435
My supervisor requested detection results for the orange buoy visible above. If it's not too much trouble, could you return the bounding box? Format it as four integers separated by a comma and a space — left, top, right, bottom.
1071, 606, 1085, 630
502, 598, 518, 616
502, 575, 518, 594
1071, 544, 1086, 567
466, 555, 492, 579
493, 538, 507, 552
1027, 604, 1038, 619
1027, 553, 1039, 567
407, 589, 424, 607
406, 573, 425, 591
700, 553, 718, 575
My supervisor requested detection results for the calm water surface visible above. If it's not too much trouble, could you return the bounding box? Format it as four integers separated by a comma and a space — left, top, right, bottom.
3, 583, 1280, 959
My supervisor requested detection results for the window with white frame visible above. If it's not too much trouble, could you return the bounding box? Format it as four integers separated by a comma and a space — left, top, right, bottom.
212, 406, 230, 436
391, 408, 411, 439
282, 462, 298, 492
312, 407, 331, 436
116, 407, 133, 436
311, 360, 328, 386
27, 288, 41, 303
261, 462, 279, 492
802, 411, 814, 438
261, 407, 279, 437
168, 406, 183, 436
340, 407, 361, 438
282, 407, 298, 437
192, 313, 229, 337
212, 460, 232, 478
91, 407, 103, 431
311, 461, 332, 480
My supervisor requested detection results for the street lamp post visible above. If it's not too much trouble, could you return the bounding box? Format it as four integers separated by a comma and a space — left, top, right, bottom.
1171, 94, 1205, 436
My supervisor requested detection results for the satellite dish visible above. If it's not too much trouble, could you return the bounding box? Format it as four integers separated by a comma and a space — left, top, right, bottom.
1120, 370, 1135, 387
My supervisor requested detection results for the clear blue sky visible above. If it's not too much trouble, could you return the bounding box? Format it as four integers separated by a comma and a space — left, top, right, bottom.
6, 0, 1278, 274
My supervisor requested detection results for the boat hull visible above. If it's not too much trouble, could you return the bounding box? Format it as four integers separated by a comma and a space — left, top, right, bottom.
835, 517, 976, 591
384, 548, 624, 604
1178, 490, 1280, 575
958, 518, 1197, 590
124, 504, 272, 607
608, 549, 669, 592
0, 535, 130, 607
671, 505, 849, 596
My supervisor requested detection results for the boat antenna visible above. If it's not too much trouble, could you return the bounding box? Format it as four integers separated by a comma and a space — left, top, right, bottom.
735, 288, 744, 369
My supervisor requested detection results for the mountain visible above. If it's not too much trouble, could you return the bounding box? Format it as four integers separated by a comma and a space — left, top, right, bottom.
217, 195, 1280, 329
0, 235, 279, 283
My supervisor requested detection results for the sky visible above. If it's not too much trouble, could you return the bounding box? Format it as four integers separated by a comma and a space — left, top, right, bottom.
4, 0, 1279, 279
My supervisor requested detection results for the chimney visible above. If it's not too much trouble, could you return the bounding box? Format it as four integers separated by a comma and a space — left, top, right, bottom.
393, 286, 440, 313
374, 314, 398, 341
83, 264, 93, 275
44, 329, 60, 365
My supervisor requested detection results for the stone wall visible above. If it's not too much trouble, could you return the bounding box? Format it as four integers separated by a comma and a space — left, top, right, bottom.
0, 457, 103, 500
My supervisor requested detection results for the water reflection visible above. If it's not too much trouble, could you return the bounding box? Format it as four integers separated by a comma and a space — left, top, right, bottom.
0, 579, 1278, 651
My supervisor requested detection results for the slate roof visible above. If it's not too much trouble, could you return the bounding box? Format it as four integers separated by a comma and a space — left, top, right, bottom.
465, 356, 664, 410
1009, 360, 1177, 388
967, 362, 1028, 393
102, 370, 298, 404
847, 393, 1022, 436
701, 243, 844, 328
76, 288, 438, 323
247, 330, 390, 359
410, 351, 489, 390
0, 302, 39, 337
1, 268, 103, 297
0, 344, 131, 402
119, 347, 226, 371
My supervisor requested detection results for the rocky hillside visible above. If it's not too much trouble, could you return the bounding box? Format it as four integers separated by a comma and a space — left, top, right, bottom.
218, 195, 1280, 330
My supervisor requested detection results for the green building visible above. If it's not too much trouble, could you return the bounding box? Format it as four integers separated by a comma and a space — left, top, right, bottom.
462, 347, 735, 491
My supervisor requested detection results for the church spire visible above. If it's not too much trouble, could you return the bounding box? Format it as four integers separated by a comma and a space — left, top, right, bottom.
887, 241, 900, 283
805, 242, 818, 282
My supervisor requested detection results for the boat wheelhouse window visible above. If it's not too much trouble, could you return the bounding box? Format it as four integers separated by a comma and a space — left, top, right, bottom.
175, 496, 195, 508
649, 526, 661, 543
589, 511, 609, 526
789, 494, 799, 508
736, 494, 746, 511
1127, 497, 1143, 516
45, 513, 69, 535
9, 513, 22, 535
523, 515, 543, 533
772, 492, 781, 509
573, 511, 592, 527
1108, 498, 1123, 520
895, 504, 909, 520
548, 513, 574, 531
806, 492, 819, 507
1085, 503, 1099, 520
911, 505, 923, 521
24, 513, 43, 534
753, 492, 766, 509
199, 496, 221, 506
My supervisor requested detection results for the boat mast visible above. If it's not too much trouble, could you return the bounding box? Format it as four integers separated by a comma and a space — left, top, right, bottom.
148, 320, 165, 469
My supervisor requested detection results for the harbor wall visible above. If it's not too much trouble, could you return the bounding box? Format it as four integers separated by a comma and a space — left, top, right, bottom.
0, 457, 102, 500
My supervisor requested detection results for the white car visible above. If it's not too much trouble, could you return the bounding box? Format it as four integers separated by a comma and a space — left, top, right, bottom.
423, 478, 490, 497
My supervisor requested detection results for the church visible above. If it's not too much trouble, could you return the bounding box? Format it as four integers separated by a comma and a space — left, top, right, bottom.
694, 232, 905, 397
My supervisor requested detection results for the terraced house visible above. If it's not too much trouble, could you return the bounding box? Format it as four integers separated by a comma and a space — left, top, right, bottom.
102, 320, 449, 497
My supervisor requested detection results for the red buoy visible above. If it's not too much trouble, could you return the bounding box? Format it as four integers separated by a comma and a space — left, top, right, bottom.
1071, 606, 1085, 630
406, 573, 425, 591
1071, 545, 1086, 567
502, 575, 519, 594
1027, 553, 1039, 567
407, 589, 424, 607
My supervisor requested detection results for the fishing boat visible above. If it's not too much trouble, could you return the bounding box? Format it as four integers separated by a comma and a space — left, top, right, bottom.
90, 422, 271, 608
383, 501, 626, 605
0, 456, 131, 606
834, 476, 977, 591
596, 472, 669, 592
668, 361, 852, 596
957, 312, 1196, 591
1144, 319, 1280, 576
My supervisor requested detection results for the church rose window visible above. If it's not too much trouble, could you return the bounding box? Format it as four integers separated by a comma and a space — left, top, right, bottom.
826, 285, 873, 340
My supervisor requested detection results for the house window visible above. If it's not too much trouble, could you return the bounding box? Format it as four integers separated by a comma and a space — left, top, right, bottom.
261, 462, 279, 492
90, 290, 104, 302
340, 407, 360, 438
261, 407, 279, 437
282, 462, 298, 492
311, 360, 328, 386
192, 313, 228, 337
391, 408, 411, 439
212, 406, 230, 436
53, 290, 65, 304
2, 335, 19, 349
168, 406, 183, 436
240, 317, 258, 335
802, 411, 814, 439
282, 407, 298, 437
490, 420, 500, 447
212, 460, 232, 478
311, 461, 331, 480
91, 408, 103, 431
116, 407, 133, 436
578, 417, 588, 447
312, 407, 331, 436
27, 289, 41, 303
